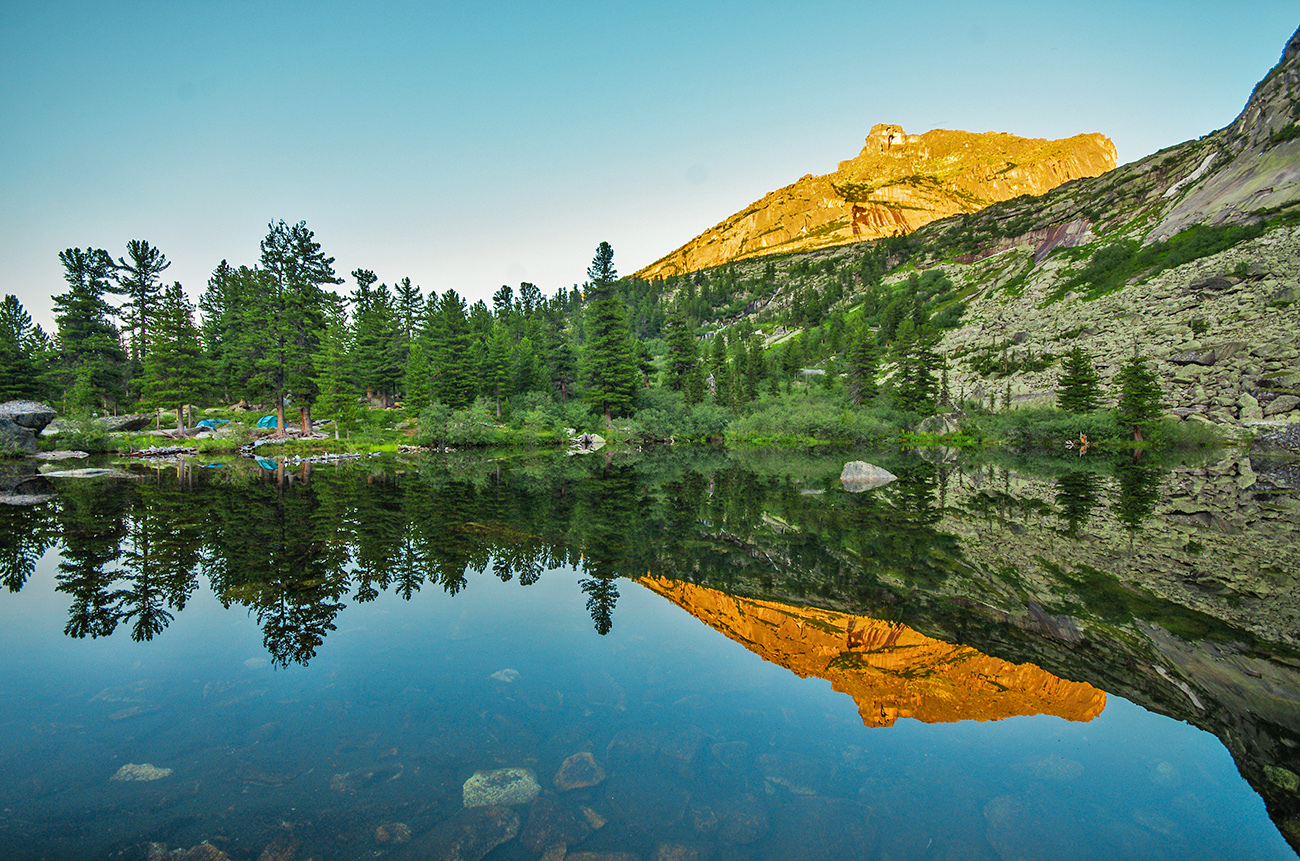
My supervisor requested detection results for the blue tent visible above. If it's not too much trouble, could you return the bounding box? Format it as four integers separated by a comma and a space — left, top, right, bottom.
256, 414, 279, 429
197, 419, 229, 429
256, 458, 278, 470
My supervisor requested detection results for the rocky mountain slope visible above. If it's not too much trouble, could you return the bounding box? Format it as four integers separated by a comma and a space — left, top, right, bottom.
635, 124, 1116, 279
685, 24, 1300, 432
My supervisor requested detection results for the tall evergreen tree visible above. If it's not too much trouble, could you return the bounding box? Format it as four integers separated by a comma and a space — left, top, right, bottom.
141, 283, 207, 427
312, 296, 360, 434
581, 242, 637, 424
54, 247, 127, 411
1057, 346, 1102, 413
1114, 354, 1165, 442
890, 319, 941, 413
257, 220, 342, 430
114, 240, 170, 363
662, 308, 698, 396
845, 322, 879, 406
0, 295, 39, 400
431, 289, 475, 408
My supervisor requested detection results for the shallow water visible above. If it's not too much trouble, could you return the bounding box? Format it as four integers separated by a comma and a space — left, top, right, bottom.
0, 448, 1295, 860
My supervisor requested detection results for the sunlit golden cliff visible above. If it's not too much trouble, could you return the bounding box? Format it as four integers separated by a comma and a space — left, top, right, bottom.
638, 576, 1106, 727
635, 123, 1116, 279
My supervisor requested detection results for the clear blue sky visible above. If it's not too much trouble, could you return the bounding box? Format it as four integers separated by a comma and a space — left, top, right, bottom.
2, 2, 1296, 331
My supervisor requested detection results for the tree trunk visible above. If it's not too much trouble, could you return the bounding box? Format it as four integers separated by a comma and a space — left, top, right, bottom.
300, 405, 311, 434
276, 398, 285, 433
175, 408, 183, 433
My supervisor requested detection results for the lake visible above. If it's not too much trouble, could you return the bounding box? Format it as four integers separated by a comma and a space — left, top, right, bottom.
0, 446, 1296, 860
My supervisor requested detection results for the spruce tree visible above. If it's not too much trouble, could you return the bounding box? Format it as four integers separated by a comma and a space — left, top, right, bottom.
0, 295, 39, 400
54, 247, 127, 411
662, 308, 699, 396
258, 220, 342, 430
114, 240, 170, 363
141, 283, 207, 425
431, 290, 475, 408
1114, 354, 1164, 442
845, 322, 879, 405
581, 242, 637, 424
1057, 346, 1102, 413
890, 319, 940, 413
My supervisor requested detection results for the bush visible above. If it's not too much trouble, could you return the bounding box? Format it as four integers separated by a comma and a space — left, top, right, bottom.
46, 413, 111, 453
974, 406, 1124, 452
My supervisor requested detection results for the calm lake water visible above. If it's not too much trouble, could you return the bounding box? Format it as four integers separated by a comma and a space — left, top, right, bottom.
0, 447, 1296, 861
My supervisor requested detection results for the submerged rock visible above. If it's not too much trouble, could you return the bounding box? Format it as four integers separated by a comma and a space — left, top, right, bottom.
839, 461, 897, 492
554, 751, 606, 791
520, 793, 594, 853
463, 767, 541, 807
406, 805, 520, 861
111, 762, 172, 782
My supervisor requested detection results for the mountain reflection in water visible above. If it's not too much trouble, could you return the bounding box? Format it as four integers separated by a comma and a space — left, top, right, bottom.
0, 446, 1295, 859
637, 576, 1107, 727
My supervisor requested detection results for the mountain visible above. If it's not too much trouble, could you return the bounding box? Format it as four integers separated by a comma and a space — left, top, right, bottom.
634, 124, 1117, 279
659, 24, 1300, 431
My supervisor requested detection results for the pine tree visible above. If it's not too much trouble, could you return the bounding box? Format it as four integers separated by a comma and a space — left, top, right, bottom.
0, 295, 39, 400
258, 220, 342, 431
312, 296, 360, 434
845, 322, 879, 406
890, 319, 941, 413
1114, 354, 1164, 442
581, 242, 637, 424
114, 240, 170, 363
431, 290, 475, 408
141, 283, 207, 425
662, 308, 699, 396
1057, 346, 1102, 413
54, 247, 127, 411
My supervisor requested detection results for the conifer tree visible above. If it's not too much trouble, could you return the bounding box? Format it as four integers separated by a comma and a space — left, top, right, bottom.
0, 295, 39, 400
431, 290, 475, 408
662, 308, 699, 397
845, 323, 879, 406
1114, 353, 1164, 442
890, 319, 941, 413
581, 242, 637, 424
114, 240, 170, 363
1057, 346, 1102, 413
141, 283, 207, 426
54, 247, 127, 411
257, 220, 342, 431
312, 296, 360, 434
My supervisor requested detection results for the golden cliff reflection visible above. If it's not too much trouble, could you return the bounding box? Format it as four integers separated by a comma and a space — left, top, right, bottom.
637, 576, 1106, 727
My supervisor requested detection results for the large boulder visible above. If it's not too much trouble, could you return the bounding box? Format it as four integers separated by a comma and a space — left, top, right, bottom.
0, 401, 57, 454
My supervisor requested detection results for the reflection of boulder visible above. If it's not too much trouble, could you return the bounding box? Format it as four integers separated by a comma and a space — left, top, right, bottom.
0, 400, 57, 454
0, 461, 54, 504
839, 461, 897, 492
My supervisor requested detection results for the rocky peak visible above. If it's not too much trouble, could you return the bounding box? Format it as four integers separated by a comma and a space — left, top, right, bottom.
635, 124, 1115, 280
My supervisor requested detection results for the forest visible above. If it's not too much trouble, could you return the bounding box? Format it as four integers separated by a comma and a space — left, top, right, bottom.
0, 219, 1173, 448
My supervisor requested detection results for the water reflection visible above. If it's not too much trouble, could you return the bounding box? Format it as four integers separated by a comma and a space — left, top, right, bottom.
638, 576, 1107, 727
0, 446, 1297, 857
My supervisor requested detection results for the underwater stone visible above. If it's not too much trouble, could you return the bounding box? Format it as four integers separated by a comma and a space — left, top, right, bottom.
463, 767, 541, 807
110, 763, 172, 782
408, 805, 520, 861
554, 751, 606, 790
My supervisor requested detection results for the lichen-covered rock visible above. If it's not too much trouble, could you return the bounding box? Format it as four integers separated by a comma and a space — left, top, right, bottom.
463, 767, 541, 807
